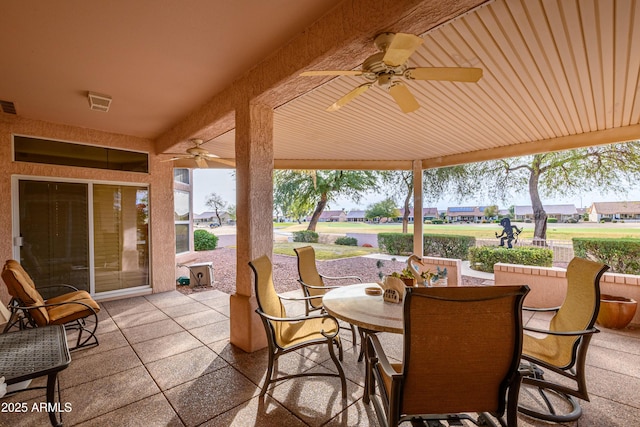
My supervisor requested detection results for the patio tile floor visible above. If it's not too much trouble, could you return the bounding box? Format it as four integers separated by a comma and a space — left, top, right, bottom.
1, 289, 638, 426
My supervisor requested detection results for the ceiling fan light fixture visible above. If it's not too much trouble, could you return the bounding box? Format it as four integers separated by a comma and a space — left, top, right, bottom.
87, 92, 112, 112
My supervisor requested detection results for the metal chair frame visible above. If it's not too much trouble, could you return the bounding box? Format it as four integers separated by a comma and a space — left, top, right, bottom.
294, 245, 364, 360
518, 258, 609, 422
367, 285, 529, 427
249, 256, 347, 398
2, 267, 99, 352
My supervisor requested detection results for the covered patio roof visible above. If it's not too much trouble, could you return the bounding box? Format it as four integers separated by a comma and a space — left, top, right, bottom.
208, 0, 640, 170
2, 0, 638, 166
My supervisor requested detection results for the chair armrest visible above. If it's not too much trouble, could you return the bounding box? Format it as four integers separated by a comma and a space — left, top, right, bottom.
367, 334, 401, 379
524, 326, 599, 336
39, 284, 81, 292
279, 293, 327, 302
14, 300, 98, 315
522, 305, 560, 312
255, 310, 340, 337
297, 280, 341, 291
320, 274, 363, 283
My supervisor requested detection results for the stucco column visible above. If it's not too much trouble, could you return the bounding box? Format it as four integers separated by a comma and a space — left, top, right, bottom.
413, 160, 423, 257
230, 101, 273, 352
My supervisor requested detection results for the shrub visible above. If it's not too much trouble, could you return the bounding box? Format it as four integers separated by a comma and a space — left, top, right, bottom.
335, 236, 358, 246
424, 234, 475, 259
194, 230, 218, 251
362, 243, 372, 248
468, 246, 553, 273
292, 230, 319, 243
378, 233, 413, 255
377, 233, 475, 259
547, 218, 558, 223
573, 237, 640, 275
431, 219, 444, 224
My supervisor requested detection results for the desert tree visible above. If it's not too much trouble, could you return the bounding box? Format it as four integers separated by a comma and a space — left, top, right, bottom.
205, 192, 227, 226
379, 171, 413, 233
365, 198, 400, 222
424, 141, 640, 241
273, 170, 378, 231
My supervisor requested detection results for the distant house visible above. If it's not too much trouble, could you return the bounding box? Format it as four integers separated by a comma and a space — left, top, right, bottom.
397, 207, 439, 222
588, 201, 640, 222
346, 210, 366, 222
194, 210, 231, 225
514, 204, 578, 222
307, 209, 347, 222
446, 206, 487, 223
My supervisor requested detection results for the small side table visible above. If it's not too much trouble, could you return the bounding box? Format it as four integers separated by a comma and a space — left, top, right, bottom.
1, 325, 71, 426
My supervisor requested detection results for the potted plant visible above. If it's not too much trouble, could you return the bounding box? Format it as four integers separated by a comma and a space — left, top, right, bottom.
390, 267, 417, 287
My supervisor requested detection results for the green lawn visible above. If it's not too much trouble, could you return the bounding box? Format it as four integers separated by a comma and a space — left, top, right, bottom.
273, 242, 380, 260
277, 221, 640, 240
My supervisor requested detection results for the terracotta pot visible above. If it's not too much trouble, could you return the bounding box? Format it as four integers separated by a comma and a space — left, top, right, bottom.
597, 294, 638, 329
401, 277, 416, 287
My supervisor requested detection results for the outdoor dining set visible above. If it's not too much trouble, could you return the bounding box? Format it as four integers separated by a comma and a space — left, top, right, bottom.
252, 246, 608, 427
0, 248, 609, 427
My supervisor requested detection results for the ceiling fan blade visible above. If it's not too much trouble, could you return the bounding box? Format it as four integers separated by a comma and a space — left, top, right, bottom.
300, 70, 363, 77
382, 33, 423, 67
203, 153, 220, 159
327, 83, 372, 112
160, 155, 190, 162
195, 157, 208, 168
406, 67, 483, 82
209, 158, 236, 167
389, 83, 420, 113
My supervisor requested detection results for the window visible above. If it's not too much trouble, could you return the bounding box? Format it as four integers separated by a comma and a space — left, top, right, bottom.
174, 168, 190, 184
14, 135, 148, 173
174, 189, 190, 253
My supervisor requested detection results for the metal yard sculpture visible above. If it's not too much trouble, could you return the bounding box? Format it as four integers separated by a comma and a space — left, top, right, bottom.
495, 218, 522, 249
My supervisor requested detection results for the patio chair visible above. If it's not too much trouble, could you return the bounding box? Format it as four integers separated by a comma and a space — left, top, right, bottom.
518, 257, 609, 422
1, 259, 100, 351
249, 255, 347, 398
294, 245, 363, 358
366, 285, 529, 427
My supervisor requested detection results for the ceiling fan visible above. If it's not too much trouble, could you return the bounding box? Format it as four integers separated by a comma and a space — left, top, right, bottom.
300, 32, 482, 113
162, 139, 235, 168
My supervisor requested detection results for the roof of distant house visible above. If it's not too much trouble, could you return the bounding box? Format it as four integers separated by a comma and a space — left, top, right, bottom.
590, 201, 640, 214
514, 204, 577, 215
447, 206, 486, 216
194, 211, 227, 219
346, 210, 366, 218
398, 207, 439, 217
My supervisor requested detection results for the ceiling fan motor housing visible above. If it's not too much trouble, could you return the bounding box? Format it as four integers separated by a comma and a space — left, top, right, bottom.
362, 52, 407, 79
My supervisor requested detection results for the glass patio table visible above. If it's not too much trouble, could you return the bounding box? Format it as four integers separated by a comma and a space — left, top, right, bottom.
0, 325, 71, 427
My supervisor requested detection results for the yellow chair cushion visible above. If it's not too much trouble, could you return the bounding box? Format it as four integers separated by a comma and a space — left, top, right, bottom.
277, 316, 338, 349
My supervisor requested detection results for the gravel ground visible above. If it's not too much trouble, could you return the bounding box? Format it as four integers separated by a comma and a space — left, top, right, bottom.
177, 247, 487, 295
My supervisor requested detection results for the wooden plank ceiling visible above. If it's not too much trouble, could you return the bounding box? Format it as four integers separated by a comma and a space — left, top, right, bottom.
205, 0, 640, 170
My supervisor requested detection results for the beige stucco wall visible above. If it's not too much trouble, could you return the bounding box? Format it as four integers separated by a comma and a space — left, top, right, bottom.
494, 263, 640, 326
0, 115, 175, 304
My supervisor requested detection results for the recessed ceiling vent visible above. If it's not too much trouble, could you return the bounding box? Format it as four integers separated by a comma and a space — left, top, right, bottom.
87, 92, 112, 112
0, 100, 17, 114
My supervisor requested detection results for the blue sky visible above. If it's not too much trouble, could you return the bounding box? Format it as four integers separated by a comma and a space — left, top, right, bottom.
193, 168, 640, 214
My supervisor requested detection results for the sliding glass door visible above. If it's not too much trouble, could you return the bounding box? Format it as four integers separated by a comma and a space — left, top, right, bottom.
93, 184, 149, 293
16, 178, 149, 295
